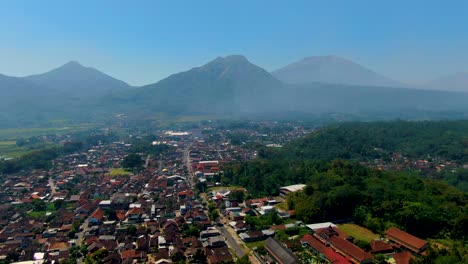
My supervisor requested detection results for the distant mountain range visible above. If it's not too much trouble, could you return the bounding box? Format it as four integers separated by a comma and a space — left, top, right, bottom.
1, 55, 468, 128
423, 72, 468, 92
272, 55, 407, 88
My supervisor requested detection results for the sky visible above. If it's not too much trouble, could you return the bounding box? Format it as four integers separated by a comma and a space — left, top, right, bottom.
0, 0, 467, 86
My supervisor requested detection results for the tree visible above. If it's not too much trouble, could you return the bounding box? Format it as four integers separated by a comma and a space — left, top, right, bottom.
121, 153, 144, 168
32, 198, 46, 211
171, 252, 186, 263
191, 249, 207, 264
183, 225, 201, 238
235, 255, 250, 264
127, 225, 137, 236
105, 208, 117, 221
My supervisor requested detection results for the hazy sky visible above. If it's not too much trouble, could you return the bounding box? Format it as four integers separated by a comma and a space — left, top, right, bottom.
1, 0, 467, 86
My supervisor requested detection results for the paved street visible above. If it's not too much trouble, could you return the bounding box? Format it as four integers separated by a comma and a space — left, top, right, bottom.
218, 224, 245, 258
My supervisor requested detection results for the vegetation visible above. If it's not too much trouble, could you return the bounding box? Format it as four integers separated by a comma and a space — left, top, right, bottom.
222, 159, 468, 238
0, 132, 117, 174
275, 120, 468, 162
121, 153, 144, 168
338, 223, 379, 242
109, 168, 132, 176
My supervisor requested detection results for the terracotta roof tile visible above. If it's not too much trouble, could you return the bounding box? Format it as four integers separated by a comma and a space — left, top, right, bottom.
385, 227, 427, 253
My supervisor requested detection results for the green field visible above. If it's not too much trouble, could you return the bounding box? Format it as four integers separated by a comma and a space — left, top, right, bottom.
207, 186, 246, 192
0, 141, 37, 158
109, 168, 132, 176
0, 123, 98, 140
338, 223, 380, 242
245, 240, 266, 249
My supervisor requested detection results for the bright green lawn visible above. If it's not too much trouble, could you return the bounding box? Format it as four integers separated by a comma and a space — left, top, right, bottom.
245, 240, 266, 249
338, 223, 380, 242
109, 168, 132, 176
0, 141, 33, 158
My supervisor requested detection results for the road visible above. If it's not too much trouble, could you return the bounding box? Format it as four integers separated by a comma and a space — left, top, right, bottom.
75, 220, 89, 264
48, 177, 57, 197
144, 154, 151, 168
218, 224, 246, 258
183, 142, 194, 187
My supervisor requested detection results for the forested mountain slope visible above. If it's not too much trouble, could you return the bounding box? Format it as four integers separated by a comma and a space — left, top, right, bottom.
221, 121, 468, 240
275, 120, 468, 162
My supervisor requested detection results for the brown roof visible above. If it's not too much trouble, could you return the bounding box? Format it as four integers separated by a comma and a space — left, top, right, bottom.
271, 224, 287, 231
89, 208, 105, 220
206, 247, 233, 264
48, 242, 69, 251
121, 249, 138, 260
300, 234, 350, 264
385, 227, 427, 252
393, 251, 414, 264
370, 240, 394, 253
329, 236, 373, 263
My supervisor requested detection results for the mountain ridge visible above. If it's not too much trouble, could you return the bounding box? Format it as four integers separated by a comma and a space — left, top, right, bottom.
2, 55, 468, 128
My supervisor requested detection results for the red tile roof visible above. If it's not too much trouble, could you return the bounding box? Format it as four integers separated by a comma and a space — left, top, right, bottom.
329, 236, 373, 263
370, 240, 393, 253
393, 251, 414, 264
89, 208, 105, 221
301, 234, 351, 264
121, 249, 138, 260
385, 227, 427, 253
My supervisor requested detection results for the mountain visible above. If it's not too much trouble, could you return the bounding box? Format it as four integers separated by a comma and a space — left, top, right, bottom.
0, 74, 72, 127
25, 61, 131, 96
272, 55, 406, 87
2, 55, 468, 128
126, 55, 284, 115
423, 72, 468, 92
0, 62, 131, 128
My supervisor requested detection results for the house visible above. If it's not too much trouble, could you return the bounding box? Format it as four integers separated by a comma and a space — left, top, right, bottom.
126, 207, 142, 223
206, 247, 233, 264
328, 236, 373, 264
385, 227, 428, 254
392, 251, 415, 264
229, 220, 248, 233
200, 229, 220, 239
279, 184, 306, 197
370, 240, 394, 254
239, 230, 274, 242
88, 208, 105, 225
265, 237, 301, 264
301, 234, 350, 264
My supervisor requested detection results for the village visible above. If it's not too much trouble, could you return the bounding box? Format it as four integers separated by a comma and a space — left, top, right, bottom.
0, 122, 434, 264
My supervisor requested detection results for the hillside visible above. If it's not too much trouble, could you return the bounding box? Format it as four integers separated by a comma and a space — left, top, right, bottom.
221, 121, 468, 241
279, 120, 468, 162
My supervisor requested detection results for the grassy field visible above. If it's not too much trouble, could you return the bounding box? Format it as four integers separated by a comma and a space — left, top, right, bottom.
275, 202, 288, 211
0, 141, 37, 158
245, 240, 266, 249
109, 168, 132, 176
338, 223, 380, 242
207, 186, 246, 192
0, 123, 98, 140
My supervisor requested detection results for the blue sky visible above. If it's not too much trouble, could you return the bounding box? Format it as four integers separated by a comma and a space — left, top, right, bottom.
1, 0, 467, 86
